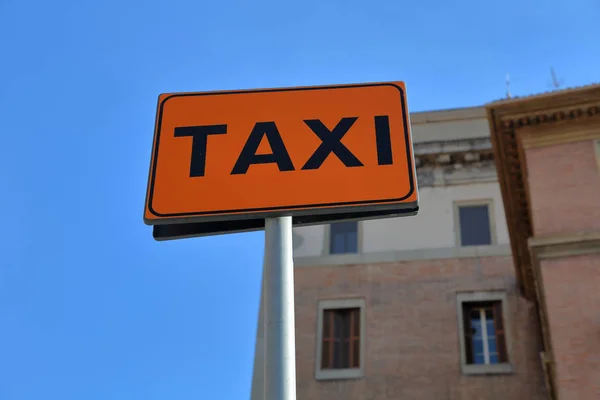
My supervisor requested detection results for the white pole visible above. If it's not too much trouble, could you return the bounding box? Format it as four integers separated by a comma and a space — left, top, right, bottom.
263, 216, 296, 400
249, 270, 265, 400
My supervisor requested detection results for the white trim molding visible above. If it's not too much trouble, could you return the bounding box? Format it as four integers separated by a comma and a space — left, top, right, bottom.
295, 244, 512, 267
315, 298, 366, 381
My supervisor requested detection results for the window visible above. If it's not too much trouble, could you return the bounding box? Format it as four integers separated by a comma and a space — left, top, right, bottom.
321, 308, 360, 370
455, 201, 494, 246
462, 301, 507, 365
315, 299, 365, 380
329, 221, 358, 254
456, 292, 512, 375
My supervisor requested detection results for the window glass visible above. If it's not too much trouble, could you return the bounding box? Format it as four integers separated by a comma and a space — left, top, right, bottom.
330, 221, 358, 254
462, 301, 507, 366
459, 205, 492, 246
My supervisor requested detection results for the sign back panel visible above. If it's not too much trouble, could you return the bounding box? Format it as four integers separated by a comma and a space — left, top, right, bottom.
144, 82, 418, 225
152, 207, 418, 241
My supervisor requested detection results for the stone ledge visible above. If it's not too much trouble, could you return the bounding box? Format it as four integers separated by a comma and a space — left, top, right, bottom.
294, 244, 512, 267
315, 368, 364, 381
528, 230, 600, 260
461, 363, 514, 376
414, 137, 492, 155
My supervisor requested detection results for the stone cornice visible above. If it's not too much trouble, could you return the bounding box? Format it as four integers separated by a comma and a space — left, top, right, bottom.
414, 137, 491, 155
505, 103, 600, 151
520, 118, 600, 149
414, 137, 494, 167
413, 137, 497, 187
417, 162, 497, 187
528, 231, 600, 260
499, 102, 600, 124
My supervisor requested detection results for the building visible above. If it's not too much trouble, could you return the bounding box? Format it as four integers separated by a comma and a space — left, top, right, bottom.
251, 84, 600, 400
487, 85, 600, 400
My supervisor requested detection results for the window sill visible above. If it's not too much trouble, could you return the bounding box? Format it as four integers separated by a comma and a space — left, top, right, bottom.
316, 367, 364, 381
461, 363, 513, 376
328, 251, 359, 256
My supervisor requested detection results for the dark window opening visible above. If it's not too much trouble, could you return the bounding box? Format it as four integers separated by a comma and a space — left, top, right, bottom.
321, 308, 360, 370
458, 204, 492, 246
330, 221, 358, 254
462, 301, 508, 365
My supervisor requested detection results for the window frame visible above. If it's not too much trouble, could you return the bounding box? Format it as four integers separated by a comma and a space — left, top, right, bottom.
456, 291, 513, 375
315, 298, 366, 380
453, 199, 497, 247
324, 221, 361, 255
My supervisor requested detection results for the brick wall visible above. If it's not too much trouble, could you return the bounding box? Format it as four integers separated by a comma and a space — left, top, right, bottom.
294, 256, 547, 400
524, 138, 600, 400
525, 140, 600, 236
540, 255, 600, 400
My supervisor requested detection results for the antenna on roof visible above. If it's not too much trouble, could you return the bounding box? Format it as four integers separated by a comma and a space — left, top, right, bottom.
505, 73, 511, 99
549, 67, 564, 90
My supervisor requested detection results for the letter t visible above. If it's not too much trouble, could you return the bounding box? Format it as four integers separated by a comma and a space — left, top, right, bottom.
174, 125, 227, 177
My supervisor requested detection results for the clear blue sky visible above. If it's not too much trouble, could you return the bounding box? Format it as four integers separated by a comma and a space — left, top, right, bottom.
0, 0, 598, 399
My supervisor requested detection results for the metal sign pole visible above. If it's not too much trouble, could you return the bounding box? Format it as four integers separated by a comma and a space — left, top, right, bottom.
263, 216, 297, 400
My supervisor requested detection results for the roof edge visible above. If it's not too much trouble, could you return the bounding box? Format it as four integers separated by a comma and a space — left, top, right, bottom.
486, 83, 600, 108
411, 106, 487, 124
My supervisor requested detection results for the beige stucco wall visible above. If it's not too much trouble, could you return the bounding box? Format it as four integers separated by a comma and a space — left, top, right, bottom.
293, 182, 509, 258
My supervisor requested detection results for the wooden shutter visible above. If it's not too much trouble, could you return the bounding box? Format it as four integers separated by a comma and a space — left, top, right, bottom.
462, 304, 474, 364
321, 310, 334, 369
492, 302, 508, 362
321, 308, 360, 370
349, 308, 360, 368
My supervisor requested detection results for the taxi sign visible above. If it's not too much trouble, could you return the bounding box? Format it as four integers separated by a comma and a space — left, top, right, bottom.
144, 82, 418, 227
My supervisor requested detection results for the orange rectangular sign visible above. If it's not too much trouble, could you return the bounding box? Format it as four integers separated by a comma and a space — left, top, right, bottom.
144, 82, 418, 225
